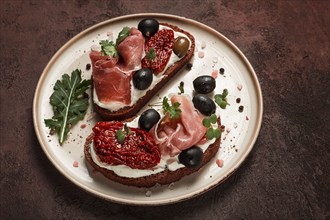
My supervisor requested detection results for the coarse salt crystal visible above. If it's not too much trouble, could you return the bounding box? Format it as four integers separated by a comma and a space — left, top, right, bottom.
226, 127, 231, 133
233, 122, 238, 128
237, 84, 243, 91
201, 41, 206, 49
145, 190, 152, 197
212, 57, 218, 63
216, 159, 224, 168
212, 70, 218, 79
73, 161, 79, 167
107, 31, 114, 41
168, 183, 175, 190
198, 51, 205, 58
80, 124, 87, 129
91, 45, 100, 51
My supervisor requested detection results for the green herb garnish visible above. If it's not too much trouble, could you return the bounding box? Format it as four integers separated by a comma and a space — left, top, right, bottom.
162, 96, 181, 119
116, 123, 130, 144
99, 27, 131, 57
116, 26, 130, 45
202, 114, 221, 140
44, 69, 91, 145
146, 47, 156, 60
99, 40, 118, 57
214, 89, 230, 109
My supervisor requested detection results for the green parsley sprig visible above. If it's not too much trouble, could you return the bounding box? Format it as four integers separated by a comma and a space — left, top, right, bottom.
146, 47, 156, 60
202, 114, 221, 140
162, 96, 181, 119
116, 123, 130, 144
100, 26, 131, 57
116, 26, 130, 45
100, 40, 118, 57
215, 89, 229, 109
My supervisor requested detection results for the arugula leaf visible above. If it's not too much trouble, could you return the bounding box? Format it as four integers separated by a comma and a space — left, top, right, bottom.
99, 40, 118, 57
116, 26, 130, 45
162, 96, 181, 119
44, 69, 91, 145
215, 89, 230, 109
146, 47, 156, 60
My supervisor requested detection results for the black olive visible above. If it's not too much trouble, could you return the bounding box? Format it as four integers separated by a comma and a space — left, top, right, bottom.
178, 146, 203, 168
138, 109, 160, 131
192, 94, 216, 116
138, 18, 159, 38
133, 68, 153, 90
193, 75, 216, 94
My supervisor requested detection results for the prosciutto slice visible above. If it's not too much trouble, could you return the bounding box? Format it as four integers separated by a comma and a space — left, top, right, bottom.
117, 27, 145, 72
90, 27, 145, 105
150, 95, 207, 156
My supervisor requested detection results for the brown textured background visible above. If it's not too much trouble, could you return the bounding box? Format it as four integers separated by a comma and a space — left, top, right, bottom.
1, 0, 329, 219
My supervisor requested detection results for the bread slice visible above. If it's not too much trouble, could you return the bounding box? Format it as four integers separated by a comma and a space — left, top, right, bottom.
84, 118, 221, 188
93, 22, 195, 121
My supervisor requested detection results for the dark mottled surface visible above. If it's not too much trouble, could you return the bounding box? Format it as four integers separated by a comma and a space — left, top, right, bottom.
1, 0, 329, 219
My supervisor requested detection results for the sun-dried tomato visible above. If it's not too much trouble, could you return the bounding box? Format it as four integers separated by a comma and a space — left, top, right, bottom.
92, 121, 160, 169
141, 29, 174, 74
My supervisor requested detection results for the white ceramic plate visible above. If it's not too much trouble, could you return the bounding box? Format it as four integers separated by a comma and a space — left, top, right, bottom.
33, 13, 263, 205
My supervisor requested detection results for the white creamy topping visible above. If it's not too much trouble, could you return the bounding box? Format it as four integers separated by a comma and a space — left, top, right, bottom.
93, 25, 192, 111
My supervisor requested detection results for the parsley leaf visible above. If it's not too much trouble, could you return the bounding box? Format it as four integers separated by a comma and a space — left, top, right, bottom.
44, 69, 91, 145
162, 96, 181, 119
215, 89, 230, 109
99, 27, 131, 57
202, 113, 221, 140
146, 47, 156, 60
99, 40, 118, 57
116, 26, 130, 45
116, 123, 130, 144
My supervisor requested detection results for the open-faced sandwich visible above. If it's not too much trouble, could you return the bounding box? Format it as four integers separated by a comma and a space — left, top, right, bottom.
90, 18, 195, 121
84, 93, 222, 187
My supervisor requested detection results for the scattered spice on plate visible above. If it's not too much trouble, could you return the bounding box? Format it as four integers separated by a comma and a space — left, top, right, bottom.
186, 62, 193, 70
212, 69, 218, 79
236, 97, 241, 103
216, 159, 224, 168
239, 105, 244, 112
73, 161, 79, 167
198, 51, 205, 58
86, 63, 91, 70
201, 41, 206, 49
219, 68, 225, 74
237, 84, 243, 91
145, 190, 152, 197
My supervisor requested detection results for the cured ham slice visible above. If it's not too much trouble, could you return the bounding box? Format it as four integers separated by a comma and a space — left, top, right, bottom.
150, 95, 207, 156
90, 51, 131, 105
90, 28, 145, 106
117, 27, 145, 72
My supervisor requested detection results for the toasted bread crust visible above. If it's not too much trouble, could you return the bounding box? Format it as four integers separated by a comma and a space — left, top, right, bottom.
84, 118, 221, 188
93, 22, 195, 121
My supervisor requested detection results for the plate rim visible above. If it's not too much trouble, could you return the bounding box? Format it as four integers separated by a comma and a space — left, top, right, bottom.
33, 13, 263, 206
